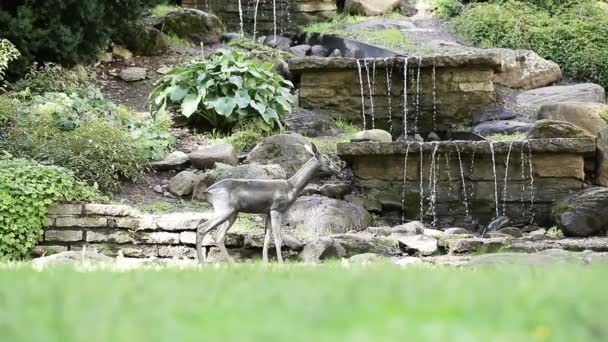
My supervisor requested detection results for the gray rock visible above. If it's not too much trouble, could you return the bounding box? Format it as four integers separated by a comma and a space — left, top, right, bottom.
289, 44, 311, 57
444, 227, 474, 235
392, 221, 425, 235
552, 187, 608, 237
160, 9, 224, 44
264, 35, 292, 49
310, 45, 329, 57
517, 83, 606, 110
426, 132, 441, 142
526, 119, 595, 139
32, 251, 113, 269
473, 120, 532, 136
168, 170, 199, 197
318, 183, 352, 199
538, 102, 608, 136
328, 49, 342, 57
151, 151, 189, 171
492, 48, 562, 89
396, 235, 438, 256
245, 133, 311, 177
332, 233, 401, 257
498, 227, 523, 238
598, 128, 608, 187
351, 129, 392, 142
349, 253, 383, 263
156, 66, 173, 75
344, 0, 402, 16
119, 67, 147, 82
473, 106, 515, 124
188, 144, 238, 170
299, 237, 345, 262
112, 45, 133, 61
284, 107, 338, 137
285, 195, 372, 235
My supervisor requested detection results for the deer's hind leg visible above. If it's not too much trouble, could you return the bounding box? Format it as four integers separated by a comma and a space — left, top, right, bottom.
196, 210, 235, 264
270, 210, 284, 264
214, 213, 237, 263
262, 214, 271, 263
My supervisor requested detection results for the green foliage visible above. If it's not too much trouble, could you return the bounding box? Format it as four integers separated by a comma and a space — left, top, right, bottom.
225, 129, 265, 153
487, 132, 526, 141
0, 157, 96, 260
152, 4, 181, 16
0, 39, 19, 90
150, 49, 295, 132
600, 108, 608, 123
1, 91, 174, 191
431, 0, 465, 18
0, 94, 18, 128
453, 0, 608, 88
0, 0, 162, 76
12, 63, 94, 96
228, 37, 293, 64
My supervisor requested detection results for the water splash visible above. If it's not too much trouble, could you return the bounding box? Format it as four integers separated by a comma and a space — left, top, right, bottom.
402, 57, 409, 135
415, 56, 422, 134
364, 59, 375, 129
432, 57, 437, 131
253, 0, 261, 41
454, 143, 470, 222
489, 141, 499, 218
272, 0, 277, 44
356, 59, 367, 130
385, 58, 394, 134
502, 141, 514, 215
401, 143, 411, 224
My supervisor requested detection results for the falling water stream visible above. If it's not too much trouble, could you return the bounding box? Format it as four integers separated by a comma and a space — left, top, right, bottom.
253, 0, 261, 41
526, 141, 536, 223
431, 58, 437, 131
428, 143, 440, 226
454, 143, 470, 222
402, 57, 409, 135
356, 59, 367, 130
401, 144, 411, 224
238, 0, 244, 37
489, 141, 499, 218
364, 59, 375, 129
419, 146, 425, 221
272, 0, 277, 43
385, 59, 393, 133
415, 56, 422, 134
502, 141, 515, 215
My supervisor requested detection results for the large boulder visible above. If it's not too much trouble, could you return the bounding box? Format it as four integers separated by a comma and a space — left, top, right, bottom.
119, 23, 170, 56
245, 133, 311, 177
160, 9, 224, 44
344, 0, 401, 16
473, 120, 532, 136
552, 187, 608, 237
168, 170, 199, 197
285, 195, 372, 235
188, 144, 238, 170
151, 151, 189, 171
284, 107, 338, 137
538, 102, 608, 136
526, 120, 595, 139
492, 48, 562, 89
597, 127, 608, 187
516, 83, 606, 110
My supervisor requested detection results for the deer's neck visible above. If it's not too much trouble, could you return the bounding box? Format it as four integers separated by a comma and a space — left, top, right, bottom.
288, 158, 319, 195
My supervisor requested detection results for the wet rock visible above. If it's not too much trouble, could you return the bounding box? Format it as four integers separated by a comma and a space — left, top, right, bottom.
349, 253, 383, 263
119, 67, 147, 82
188, 144, 238, 170
351, 129, 392, 142
485, 232, 513, 239
151, 151, 189, 171
318, 183, 352, 199
245, 133, 311, 177
426, 132, 441, 142
473, 120, 532, 136
310, 45, 329, 57
517, 83, 606, 110
284, 107, 338, 137
342, 18, 416, 31
328, 49, 342, 57
289, 44, 310, 57
332, 233, 401, 257
538, 102, 608, 136
168, 171, 199, 197
264, 35, 292, 49
397, 235, 438, 256
285, 195, 372, 234
484, 216, 511, 235
526, 120, 595, 139
473, 106, 515, 124
598, 127, 608, 187
442, 237, 510, 254
492, 48, 562, 89
161, 9, 224, 44
552, 187, 608, 237
344, 0, 401, 16
498, 227, 523, 238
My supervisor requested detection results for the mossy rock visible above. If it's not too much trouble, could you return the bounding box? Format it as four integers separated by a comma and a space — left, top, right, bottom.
162, 9, 224, 44
526, 119, 595, 139
552, 187, 608, 237
117, 23, 170, 56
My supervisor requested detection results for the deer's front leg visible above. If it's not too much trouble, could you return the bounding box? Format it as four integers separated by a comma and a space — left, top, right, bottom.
262, 214, 271, 263
196, 212, 234, 264
270, 210, 284, 264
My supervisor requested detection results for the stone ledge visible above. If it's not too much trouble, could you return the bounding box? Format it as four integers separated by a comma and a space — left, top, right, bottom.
47, 204, 83, 216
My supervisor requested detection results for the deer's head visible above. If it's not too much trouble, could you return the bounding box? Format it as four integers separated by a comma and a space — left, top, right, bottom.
305, 143, 342, 175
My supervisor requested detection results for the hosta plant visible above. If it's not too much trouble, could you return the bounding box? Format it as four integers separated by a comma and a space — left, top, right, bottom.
150, 49, 295, 132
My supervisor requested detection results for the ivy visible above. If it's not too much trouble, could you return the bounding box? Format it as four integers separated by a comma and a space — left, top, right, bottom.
0, 157, 97, 260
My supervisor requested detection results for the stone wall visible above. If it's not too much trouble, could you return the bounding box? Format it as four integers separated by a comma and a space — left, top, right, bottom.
338, 139, 597, 227
290, 55, 502, 133
182, 0, 337, 33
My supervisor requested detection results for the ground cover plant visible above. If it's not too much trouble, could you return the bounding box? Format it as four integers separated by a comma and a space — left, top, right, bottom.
0, 263, 606, 340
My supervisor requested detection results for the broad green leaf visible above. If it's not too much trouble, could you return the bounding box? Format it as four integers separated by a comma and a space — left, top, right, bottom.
228, 75, 243, 88
170, 86, 189, 102
211, 97, 237, 117
250, 100, 266, 115
181, 94, 201, 117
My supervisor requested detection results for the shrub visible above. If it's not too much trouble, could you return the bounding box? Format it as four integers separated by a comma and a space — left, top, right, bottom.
0, 94, 18, 129
0, 39, 19, 90
150, 49, 295, 132
225, 129, 266, 153
0, 0, 162, 76
453, 0, 608, 88
431, 0, 465, 18
11, 63, 94, 96
0, 157, 97, 260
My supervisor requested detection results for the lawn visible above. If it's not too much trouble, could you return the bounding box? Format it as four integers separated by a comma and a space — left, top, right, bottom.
0, 263, 606, 341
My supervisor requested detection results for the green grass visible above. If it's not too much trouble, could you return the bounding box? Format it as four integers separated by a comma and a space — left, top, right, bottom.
167, 33, 193, 47
1, 264, 607, 341
487, 132, 526, 141
152, 4, 180, 16
310, 119, 359, 154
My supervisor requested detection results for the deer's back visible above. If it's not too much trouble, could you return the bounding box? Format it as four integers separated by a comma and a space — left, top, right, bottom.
205, 179, 294, 213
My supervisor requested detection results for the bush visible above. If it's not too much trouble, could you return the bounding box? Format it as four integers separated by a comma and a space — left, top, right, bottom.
0, 39, 19, 90
11, 63, 94, 96
150, 49, 295, 132
431, 0, 465, 18
453, 0, 608, 88
1, 91, 174, 191
0, 94, 18, 129
0, 0, 162, 76
0, 157, 97, 260
225, 129, 266, 153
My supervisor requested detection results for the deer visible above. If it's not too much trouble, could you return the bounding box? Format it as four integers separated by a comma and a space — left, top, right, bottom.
195, 142, 342, 264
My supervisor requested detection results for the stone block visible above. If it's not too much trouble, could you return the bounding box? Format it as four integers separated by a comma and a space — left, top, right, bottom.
532, 154, 585, 179
86, 230, 133, 244
110, 216, 157, 230
135, 232, 180, 245
46, 218, 55, 228
156, 212, 210, 231
47, 204, 83, 216
45, 230, 83, 242
120, 245, 159, 258
84, 204, 142, 217
31, 245, 68, 256
352, 156, 419, 181
55, 217, 107, 228
158, 245, 196, 258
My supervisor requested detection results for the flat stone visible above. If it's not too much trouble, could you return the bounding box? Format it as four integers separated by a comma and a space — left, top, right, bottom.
284, 107, 338, 137
86, 230, 132, 244
423, 228, 445, 237
348, 253, 383, 263
158, 245, 196, 258
156, 212, 210, 231
120, 245, 159, 258
538, 102, 608, 136
151, 151, 189, 171
473, 120, 532, 136
516, 83, 606, 110
55, 217, 107, 228
395, 256, 423, 266
396, 235, 438, 256
135, 232, 180, 245
32, 251, 113, 269
444, 227, 474, 235
119, 67, 147, 82
532, 154, 584, 179
111, 216, 157, 230
84, 204, 142, 217
289, 44, 311, 57
44, 230, 83, 242
526, 120, 595, 139
442, 237, 510, 254
332, 233, 400, 257
351, 129, 392, 142
47, 204, 83, 216
188, 144, 238, 170
31, 245, 68, 257
498, 227, 523, 238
